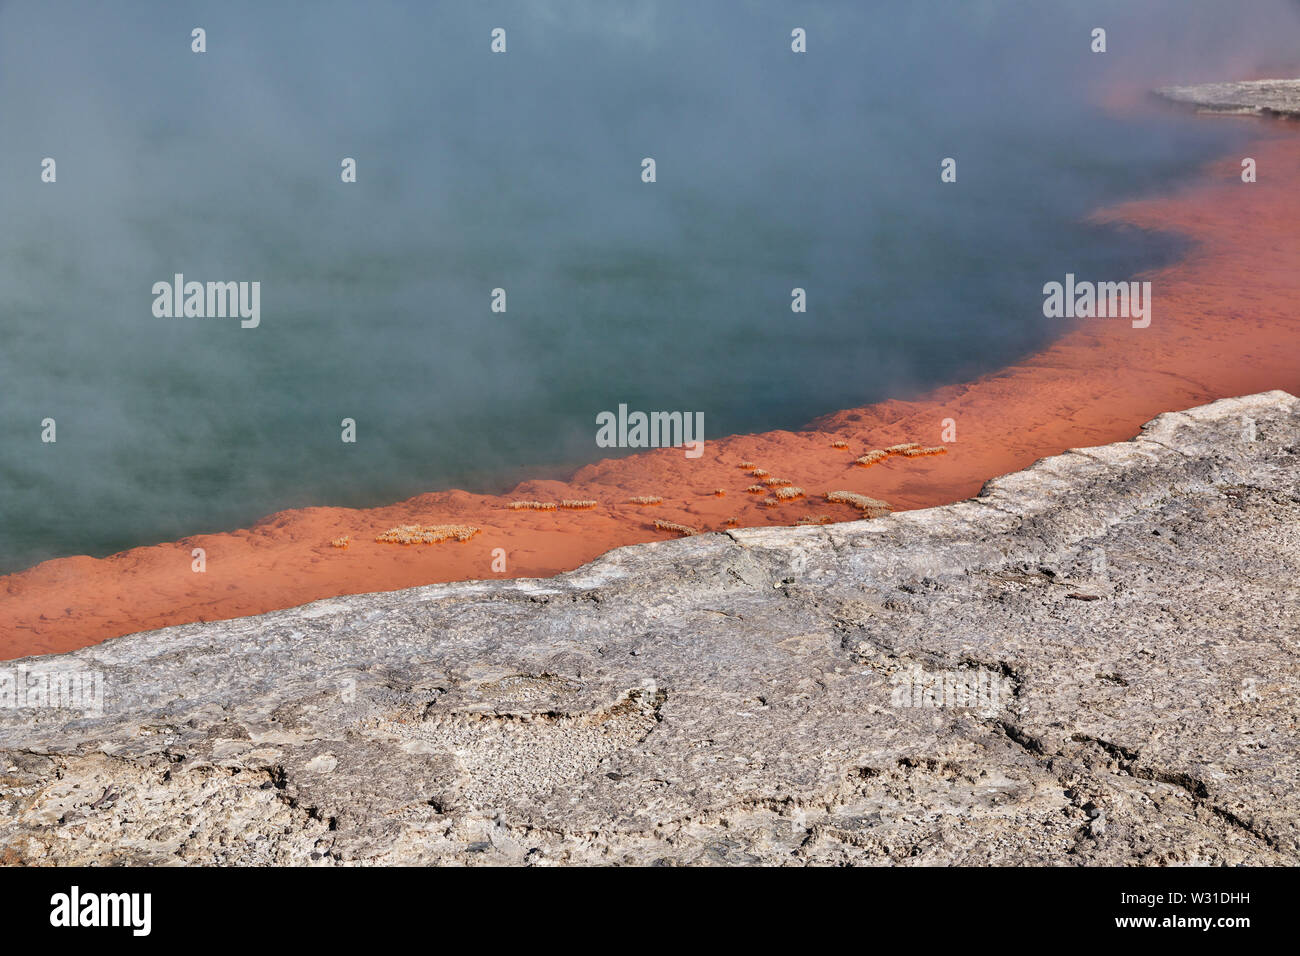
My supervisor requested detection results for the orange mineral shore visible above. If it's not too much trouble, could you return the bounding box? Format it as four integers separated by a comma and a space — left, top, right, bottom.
3, 131, 1299, 660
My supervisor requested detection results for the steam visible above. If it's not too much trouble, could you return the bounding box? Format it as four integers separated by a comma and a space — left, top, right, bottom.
0, 0, 1295, 570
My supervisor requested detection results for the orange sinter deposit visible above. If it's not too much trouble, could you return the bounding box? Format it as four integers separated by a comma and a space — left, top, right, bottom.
3, 131, 1300, 660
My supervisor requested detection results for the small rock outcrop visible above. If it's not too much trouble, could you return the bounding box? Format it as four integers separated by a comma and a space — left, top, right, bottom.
1157, 78, 1300, 116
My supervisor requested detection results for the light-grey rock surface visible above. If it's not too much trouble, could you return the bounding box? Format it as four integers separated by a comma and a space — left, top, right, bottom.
2, 392, 1297, 865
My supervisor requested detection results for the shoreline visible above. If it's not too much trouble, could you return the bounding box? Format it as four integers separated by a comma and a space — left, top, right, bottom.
5, 389, 1296, 864
5, 124, 1300, 660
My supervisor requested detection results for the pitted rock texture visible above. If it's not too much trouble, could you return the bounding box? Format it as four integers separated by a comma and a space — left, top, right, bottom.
1156, 78, 1300, 116
2, 392, 1297, 866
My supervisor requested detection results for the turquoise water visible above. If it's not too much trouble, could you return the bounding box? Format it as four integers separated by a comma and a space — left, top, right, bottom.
0, 0, 1286, 572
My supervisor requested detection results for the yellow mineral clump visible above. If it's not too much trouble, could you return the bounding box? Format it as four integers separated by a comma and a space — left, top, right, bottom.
375, 524, 481, 545
654, 519, 697, 536
825, 491, 892, 518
